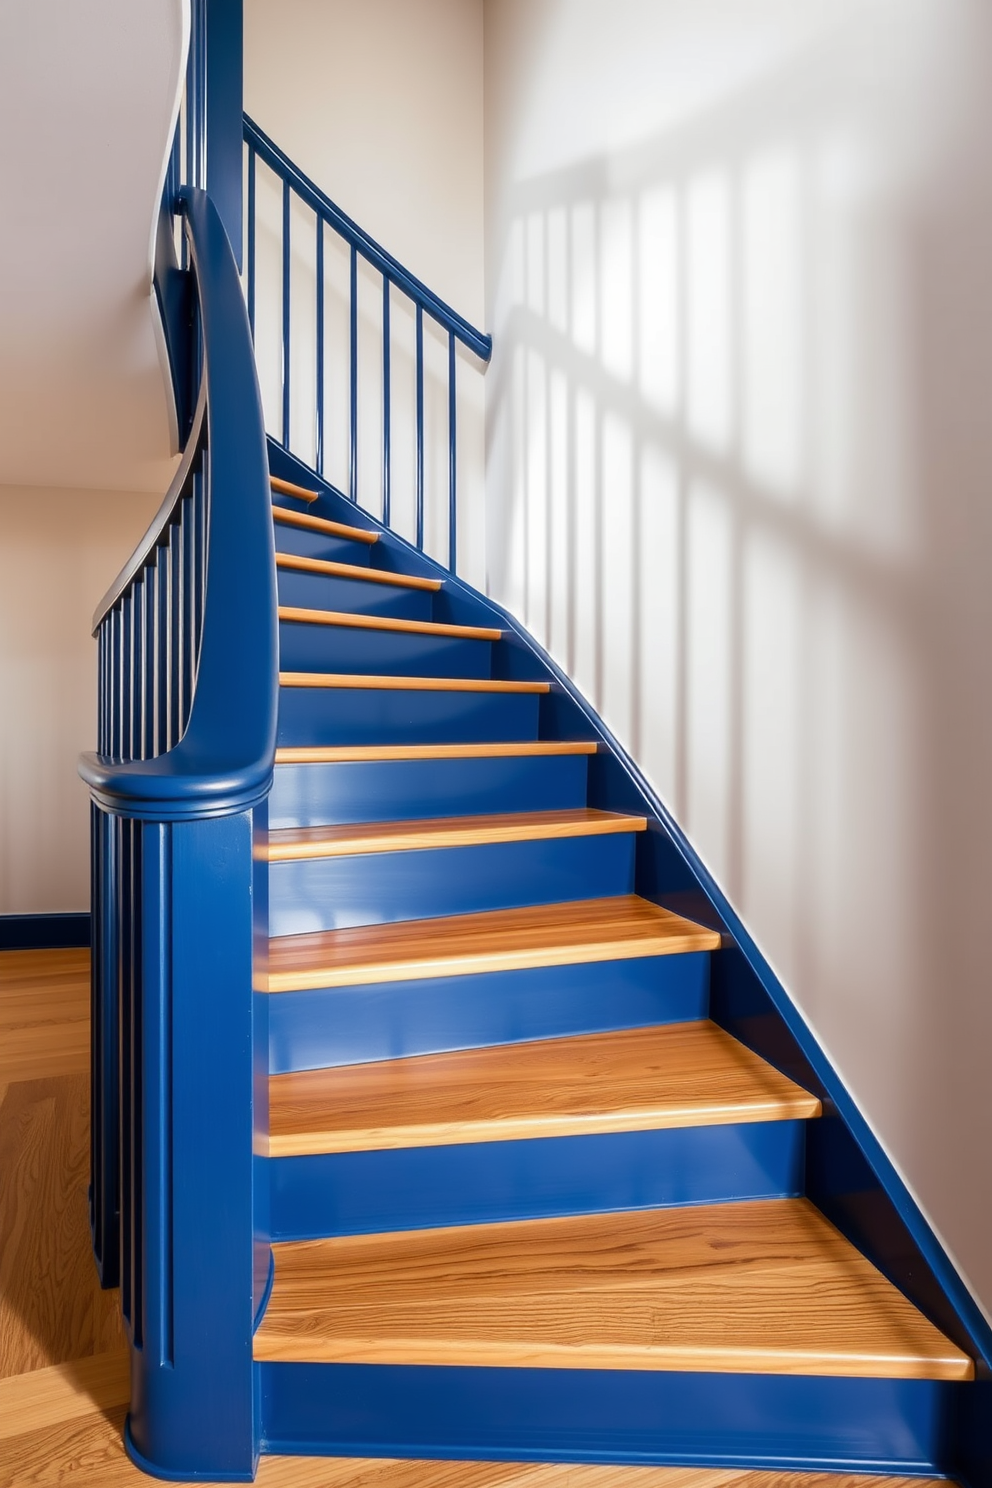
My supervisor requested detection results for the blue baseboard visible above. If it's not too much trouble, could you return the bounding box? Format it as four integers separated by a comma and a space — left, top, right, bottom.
0, 912, 91, 950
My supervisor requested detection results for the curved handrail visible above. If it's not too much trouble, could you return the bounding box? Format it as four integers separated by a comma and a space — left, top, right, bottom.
79, 186, 278, 820
92, 386, 206, 632
243, 113, 491, 362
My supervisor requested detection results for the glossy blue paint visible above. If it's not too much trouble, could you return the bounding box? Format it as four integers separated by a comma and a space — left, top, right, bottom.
260, 1363, 959, 1474
276, 683, 541, 747
269, 1123, 806, 1241
275, 566, 434, 620
267, 832, 636, 935
267, 753, 590, 828
266, 954, 710, 1073
271, 523, 373, 564
204, 0, 244, 271
81, 188, 277, 821
277, 620, 491, 679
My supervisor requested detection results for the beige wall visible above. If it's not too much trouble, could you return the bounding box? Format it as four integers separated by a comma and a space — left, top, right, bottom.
484, 0, 992, 1320
0, 487, 161, 914
244, 0, 487, 588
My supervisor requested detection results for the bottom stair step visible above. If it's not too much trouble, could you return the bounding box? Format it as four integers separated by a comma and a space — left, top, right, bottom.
254, 1198, 972, 1380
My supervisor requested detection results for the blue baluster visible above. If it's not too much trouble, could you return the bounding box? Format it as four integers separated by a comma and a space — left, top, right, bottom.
416, 302, 424, 549
316, 215, 324, 477
382, 275, 391, 528
448, 329, 456, 573
350, 243, 358, 502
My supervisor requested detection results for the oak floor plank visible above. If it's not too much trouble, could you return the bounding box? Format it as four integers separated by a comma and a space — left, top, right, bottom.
259, 895, 721, 993
0, 1073, 126, 1377
258, 808, 646, 862
276, 552, 441, 591
254, 1199, 972, 1380
267, 1020, 821, 1156
273, 741, 598, 763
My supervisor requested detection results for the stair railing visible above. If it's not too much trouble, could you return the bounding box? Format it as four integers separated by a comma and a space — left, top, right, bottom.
243, 113, 492, 572
78, 185, 276, 1478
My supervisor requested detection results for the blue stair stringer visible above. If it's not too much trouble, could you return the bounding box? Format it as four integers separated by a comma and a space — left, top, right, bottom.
253, 440, 992, 1488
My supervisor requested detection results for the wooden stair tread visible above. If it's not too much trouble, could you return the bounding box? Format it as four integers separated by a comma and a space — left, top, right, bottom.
279, 671, 549, 693
259, 807, 646, 861
272, 506, 378, 544
278, 605, 500, 640
271, 473, 320, 503
258, 895, 721, 992
276, 551, 441, 591
265, 1020, 821, 1156
253, 1198, 972, 1379
274, 741, 598, 763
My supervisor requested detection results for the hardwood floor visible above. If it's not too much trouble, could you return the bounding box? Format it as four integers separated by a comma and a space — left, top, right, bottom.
0, 950, 960, 1486
0, 950, 124, 1381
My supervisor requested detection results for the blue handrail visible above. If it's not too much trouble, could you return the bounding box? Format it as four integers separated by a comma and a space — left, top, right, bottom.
81, 187, 277, 817
243, 112, 491, 572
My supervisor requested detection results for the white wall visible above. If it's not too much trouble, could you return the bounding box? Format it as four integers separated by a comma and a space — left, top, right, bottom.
484, 0, 992, 1321
0, 0, 186, 493
244, 0, 487, 586
0, 488, 162, 914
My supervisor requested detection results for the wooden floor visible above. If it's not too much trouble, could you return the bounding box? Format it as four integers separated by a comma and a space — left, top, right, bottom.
0, 949, 960, 1487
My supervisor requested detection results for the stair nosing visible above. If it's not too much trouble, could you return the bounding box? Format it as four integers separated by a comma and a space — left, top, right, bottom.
277, 606, 501, 641
276, 551, 441, 591
273, 741, 598, 763
271, 474, 319, 503
257, 895, 722, 993
258, 807, 647, 861
264, 1019, 822, 1157
278, 671, 550, 694
272, 507, 378, 544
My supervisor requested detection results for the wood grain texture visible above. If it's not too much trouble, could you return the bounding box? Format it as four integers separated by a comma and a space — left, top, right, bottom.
278, 605, 501, 641
0, 1388, 952, 1488
254, 1199, 972, 1380
274, 741, 598, 763
0, 1073, 126, 1377
0, 949, 89, 1083
258, 808, 646, 862
276, 552, 441, 591
271, 474, 319, 503
266, 1020, 821, 1156
272, 507, 378, 544
0, 1351, 129, 1439
279, 671, 549, 693
259, 896, 722, 993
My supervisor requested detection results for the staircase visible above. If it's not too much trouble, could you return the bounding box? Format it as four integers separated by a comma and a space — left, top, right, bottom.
79, 82, 991, 1484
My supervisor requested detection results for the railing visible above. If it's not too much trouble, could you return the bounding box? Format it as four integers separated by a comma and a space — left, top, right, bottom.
243, 114, 491, 571
78, 185, 276, 1479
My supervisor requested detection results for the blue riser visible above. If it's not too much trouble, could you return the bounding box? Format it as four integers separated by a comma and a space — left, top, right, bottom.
259, 1362, 957, 1474
269, 1121, 806, 1240
267, 954, 709, 1072
273, 524, 374, 565
278, 622, 492, 679
269, 754, 591, 828
277, 687, 540, 747
268, 834, 637, 935
277, 568, 435, 620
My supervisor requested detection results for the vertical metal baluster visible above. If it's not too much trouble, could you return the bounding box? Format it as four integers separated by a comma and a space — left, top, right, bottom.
247, 145, 256, 340
282, 179, 291, 448
315, 215, 324, 477
145, 564, 156, 760
170, 522, 181, 749
349, 243, 358, 502
98, 623, 106, 756
182, 496, 194, 736
197, 462, 208, 675
112, 605, 122, 759
382, 276, 391, 528
159, 544, 170, 756
123, 591, 134, 762
448, 331, 457, 573
415, 303, 424, 549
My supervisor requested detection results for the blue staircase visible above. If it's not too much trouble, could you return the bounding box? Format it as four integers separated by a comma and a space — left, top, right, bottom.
79, 60, 991, 1487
